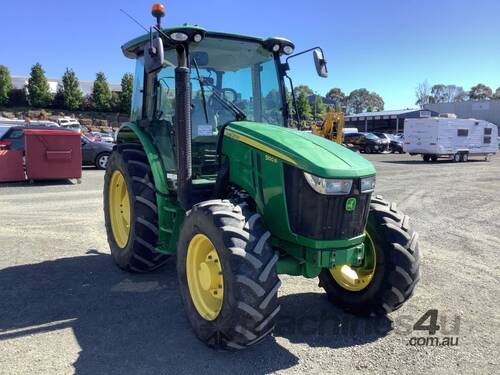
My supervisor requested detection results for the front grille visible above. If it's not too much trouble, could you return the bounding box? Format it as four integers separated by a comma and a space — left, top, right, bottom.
284, 164, 371, 240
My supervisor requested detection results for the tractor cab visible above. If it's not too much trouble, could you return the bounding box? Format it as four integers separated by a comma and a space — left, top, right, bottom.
120, 15, 327, 206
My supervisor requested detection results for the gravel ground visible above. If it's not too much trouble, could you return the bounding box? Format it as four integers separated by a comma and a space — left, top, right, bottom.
1, 154, 499, 375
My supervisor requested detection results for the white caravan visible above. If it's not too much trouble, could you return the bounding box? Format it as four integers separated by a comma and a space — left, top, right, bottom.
403, 117, 498, 162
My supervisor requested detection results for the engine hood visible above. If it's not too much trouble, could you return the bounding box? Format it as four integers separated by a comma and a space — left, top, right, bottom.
225, 122, 375, 178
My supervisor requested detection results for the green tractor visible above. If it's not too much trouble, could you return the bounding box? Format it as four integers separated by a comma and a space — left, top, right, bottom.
104, 3, 420, 349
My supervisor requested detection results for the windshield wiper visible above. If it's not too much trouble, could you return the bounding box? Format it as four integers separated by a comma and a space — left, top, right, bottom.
209, 89, 247, 121
192, 59, 209, 124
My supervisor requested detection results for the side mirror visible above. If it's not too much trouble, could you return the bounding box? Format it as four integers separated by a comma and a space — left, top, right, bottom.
313, 49, 328, 78
144, 37, 165, 74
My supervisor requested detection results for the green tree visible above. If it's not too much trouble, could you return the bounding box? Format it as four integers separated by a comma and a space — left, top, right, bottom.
27, 63, 52, 107
294, 85, 313, 96
296, 92, 311, 120
367, 92, 384, 111
346, 88, 370, 114
494, 87, 500, 100
346, 89, 384, 114
119, 72, 133, 113
313, 95, 325, 119
59, 68, 83, 110
0, 65, 13, 106
469, 83, 493, 101
8, 89, 28, 106
92, 72, 112, 111
326, 87, 346, 112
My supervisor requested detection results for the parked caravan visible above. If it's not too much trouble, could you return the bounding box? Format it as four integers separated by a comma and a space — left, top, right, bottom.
403, 118, 498, 162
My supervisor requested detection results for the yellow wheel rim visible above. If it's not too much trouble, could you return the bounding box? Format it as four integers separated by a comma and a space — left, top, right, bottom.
329, 232, 377, 292
186, 234, 224, 321
109, 170, 131, 248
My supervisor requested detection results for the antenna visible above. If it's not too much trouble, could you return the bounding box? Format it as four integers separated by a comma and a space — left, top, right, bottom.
120, 8, 149, 32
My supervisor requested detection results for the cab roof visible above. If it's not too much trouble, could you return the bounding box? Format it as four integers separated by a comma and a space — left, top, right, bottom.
122, 25, 267, 59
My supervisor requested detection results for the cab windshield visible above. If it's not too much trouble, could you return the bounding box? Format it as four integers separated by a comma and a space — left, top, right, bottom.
189, 36, 284, 129
148, 36, 284, 179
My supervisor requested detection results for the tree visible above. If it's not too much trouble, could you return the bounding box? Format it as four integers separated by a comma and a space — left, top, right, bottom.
119, 72, 133, 114
430, 84, 447, 103
346, 88, 370, 114
494, 87, 500, 100
27, 63, 52, 107
430, 84, 467, 103
326, 87, 346, 112
294, 85, 313, 96
444, 85, 467, 102
8, 89, 28, 106
415, 81, 431, 107
367, 92, 384, 111
92, 72, 112, 111
0, 65, 13, 106
345, 89, 384, 114
59, 68, 83, 110
313, 95, 325, 119
296, 92, 311, 120
469, 84, 493, 101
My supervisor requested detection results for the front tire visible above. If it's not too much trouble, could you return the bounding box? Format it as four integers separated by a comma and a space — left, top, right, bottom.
104, 144, 170, 272
319, 196, 420, 315
177, 200, 280, 350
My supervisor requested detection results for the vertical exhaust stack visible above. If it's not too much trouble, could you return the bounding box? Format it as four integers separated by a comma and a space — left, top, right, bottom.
175, 46, 192, 210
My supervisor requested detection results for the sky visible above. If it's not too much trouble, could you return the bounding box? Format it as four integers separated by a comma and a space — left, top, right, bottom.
1, 0, 499, 109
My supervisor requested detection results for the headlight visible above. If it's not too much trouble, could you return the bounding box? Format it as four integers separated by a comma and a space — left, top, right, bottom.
360, 176, 376, 193
303, 172, 352, 195
283, 45, 294, 55
170, 32, 189, 41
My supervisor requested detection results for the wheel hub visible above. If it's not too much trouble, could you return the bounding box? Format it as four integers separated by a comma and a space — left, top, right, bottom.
108, 170, 131, 248
329, 232, 376, 292
186, 234, 224, 320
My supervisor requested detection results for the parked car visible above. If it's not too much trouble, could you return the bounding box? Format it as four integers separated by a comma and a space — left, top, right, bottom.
88, 132, 114, 144
81, 135, 114, 169
0, 125, 76, 151
0, 125, 110, 169
0, 124, 11, 138
343, 132, 389, 153
388, 134, 405, 153
57, 117, 81, 131
371, 132, 392, 152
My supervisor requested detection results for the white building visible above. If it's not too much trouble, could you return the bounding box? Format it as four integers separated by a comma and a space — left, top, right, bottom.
424, 100, 500, 128
11, 76, 121, 95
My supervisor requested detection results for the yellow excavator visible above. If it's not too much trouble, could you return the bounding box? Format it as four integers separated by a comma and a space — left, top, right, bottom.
311, 110, 345, 144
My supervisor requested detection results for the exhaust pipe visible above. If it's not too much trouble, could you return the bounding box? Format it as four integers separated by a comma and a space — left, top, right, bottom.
175, 46, 192, 210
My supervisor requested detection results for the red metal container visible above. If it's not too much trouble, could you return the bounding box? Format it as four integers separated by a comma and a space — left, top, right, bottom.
24, 129, 82, 180
0, 150, 25, 182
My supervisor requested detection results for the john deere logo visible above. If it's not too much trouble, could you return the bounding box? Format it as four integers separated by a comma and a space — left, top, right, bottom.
345, 197, 357, 211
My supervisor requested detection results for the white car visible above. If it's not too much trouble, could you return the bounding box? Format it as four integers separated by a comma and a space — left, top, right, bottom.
57, 117, 81, 131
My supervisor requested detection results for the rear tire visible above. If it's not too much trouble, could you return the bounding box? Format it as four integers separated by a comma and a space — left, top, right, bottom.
104, 144, 170, 272
319, 196, 420, 315
453, 153, 461, 162
177, 200, 280, 350
422, 154, 430, 162
430, 155, 438, 162
461, 153, 468, 162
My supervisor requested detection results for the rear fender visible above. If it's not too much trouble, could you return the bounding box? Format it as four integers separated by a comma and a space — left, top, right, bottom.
116, 123, 184, 254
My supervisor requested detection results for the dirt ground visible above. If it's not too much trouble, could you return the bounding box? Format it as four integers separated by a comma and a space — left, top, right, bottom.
1, 153, 499, 375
